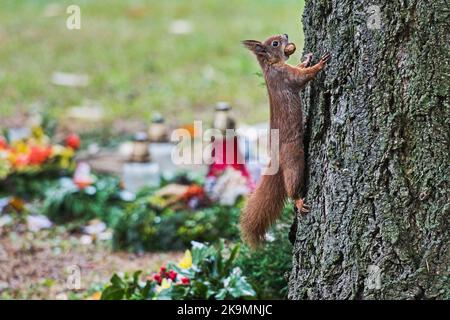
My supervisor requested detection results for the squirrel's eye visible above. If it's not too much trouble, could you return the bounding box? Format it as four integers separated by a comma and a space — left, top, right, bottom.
271, 40, 279, 47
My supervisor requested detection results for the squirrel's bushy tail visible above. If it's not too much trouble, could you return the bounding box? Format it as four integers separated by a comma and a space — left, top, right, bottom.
240, 171, 286, 247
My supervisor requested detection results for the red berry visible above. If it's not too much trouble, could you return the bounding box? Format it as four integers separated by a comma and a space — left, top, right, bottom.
160, 266, 167, 274
181, 277, 190, 285
153, 274, 162, 284
168, 270, 177, 281
65, 133, 81, 150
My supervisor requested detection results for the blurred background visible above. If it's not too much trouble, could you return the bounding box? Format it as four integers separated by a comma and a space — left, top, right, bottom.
0, 0, 306, 300
0, 0, 305, 123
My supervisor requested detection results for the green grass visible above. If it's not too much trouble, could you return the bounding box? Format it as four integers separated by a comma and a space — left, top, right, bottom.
0, 0, 305, 124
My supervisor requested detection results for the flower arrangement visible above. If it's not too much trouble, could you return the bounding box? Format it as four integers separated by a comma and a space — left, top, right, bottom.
0, 129, 78, 180
101, 241, 256, 300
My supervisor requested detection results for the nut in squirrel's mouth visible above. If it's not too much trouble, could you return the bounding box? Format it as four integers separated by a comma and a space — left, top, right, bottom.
284, 43, 296, 57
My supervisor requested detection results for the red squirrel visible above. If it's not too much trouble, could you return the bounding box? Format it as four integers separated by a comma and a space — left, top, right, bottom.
241, 34, 330, 247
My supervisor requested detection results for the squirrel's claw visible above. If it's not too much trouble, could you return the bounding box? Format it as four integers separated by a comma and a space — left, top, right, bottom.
321, 52, 331, 63
295, 198, 310, 215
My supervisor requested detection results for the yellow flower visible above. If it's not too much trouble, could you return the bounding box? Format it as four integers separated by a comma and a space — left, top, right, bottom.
156, 278, 172, 293
178, 250, 192, 269
51, 145, 74, 158
11, 140, 29, 154
9, 197, 25, 211
31, 126, 45, 140
51, 145, 74, 169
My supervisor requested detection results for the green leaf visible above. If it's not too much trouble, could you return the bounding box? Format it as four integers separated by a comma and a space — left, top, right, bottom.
100, 286, 125, 300
214, 288, 227, 300
192, 281, 209, 299
225, 244, 240, 273
140, 281, 154, 299
110, 274, 126, 289
132, 271, 142, 285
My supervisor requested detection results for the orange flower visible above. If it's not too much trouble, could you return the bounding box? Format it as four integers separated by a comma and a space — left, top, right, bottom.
181, 124, 196, 137
88, 292, 101, 300
12, 153, 29, 168
182, 184, 204, 200
74, 177, 93, 189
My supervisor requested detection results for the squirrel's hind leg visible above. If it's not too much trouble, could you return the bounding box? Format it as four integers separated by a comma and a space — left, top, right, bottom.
280, 143, 309, 214
295, 198, 310, 215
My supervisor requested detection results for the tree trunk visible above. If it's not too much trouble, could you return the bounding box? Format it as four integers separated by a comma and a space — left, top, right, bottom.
288, 0, 449, 299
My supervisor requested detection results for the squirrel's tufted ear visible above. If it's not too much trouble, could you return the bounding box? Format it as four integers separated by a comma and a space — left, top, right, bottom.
242, 40, 266, 56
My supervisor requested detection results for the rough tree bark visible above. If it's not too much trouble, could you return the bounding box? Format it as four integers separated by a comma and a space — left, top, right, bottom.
288, 0, 449, 299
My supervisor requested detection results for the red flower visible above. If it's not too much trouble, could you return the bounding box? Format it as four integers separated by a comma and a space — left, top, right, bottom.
65, 133, 81, 150
0, 137, 8, 150
153, 274, 162, 284
180, 277, 190, 285
160, 266, 167, 275
28, 145, 51, 165
168, 270, 177, 281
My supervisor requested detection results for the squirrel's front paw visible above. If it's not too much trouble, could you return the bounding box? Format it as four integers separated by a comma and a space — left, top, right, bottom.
302, 53, 313, 67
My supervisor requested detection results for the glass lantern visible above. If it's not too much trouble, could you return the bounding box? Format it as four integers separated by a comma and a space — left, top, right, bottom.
213, 101, 235, 132
148, 113, 168, 142
129, 131, 150, 163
